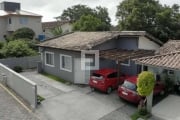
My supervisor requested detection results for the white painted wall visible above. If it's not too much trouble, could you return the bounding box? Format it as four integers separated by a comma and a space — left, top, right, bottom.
61, 23, 72, 33
0, 15, 42, 40
0, 18, 6, 41
138, 36, 160, 50
8, 16, 42, 37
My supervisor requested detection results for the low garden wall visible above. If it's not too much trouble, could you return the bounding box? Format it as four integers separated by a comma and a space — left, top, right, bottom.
0, 63, 37, 108
0, 55, 41, 69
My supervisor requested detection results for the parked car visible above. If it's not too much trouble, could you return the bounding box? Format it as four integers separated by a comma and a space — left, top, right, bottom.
89, 68, 128, 94
118, 76, 165, 104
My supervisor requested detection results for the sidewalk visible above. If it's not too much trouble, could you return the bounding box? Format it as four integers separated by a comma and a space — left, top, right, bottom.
0, 85, 38, 120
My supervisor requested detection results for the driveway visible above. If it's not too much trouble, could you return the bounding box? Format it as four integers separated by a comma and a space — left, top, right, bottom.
152, 95, 180, 120
21, 70, 136, 120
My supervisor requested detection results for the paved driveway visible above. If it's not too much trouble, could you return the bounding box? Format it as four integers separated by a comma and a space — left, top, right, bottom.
152, 95, 180, 120
21, 70, 136, 120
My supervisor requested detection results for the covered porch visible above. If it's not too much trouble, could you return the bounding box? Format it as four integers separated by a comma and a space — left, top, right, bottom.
99, 49, 155, 76
134, 51, 180, 119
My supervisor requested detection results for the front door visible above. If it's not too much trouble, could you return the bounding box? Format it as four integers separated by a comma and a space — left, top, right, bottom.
74, 58, 90, 84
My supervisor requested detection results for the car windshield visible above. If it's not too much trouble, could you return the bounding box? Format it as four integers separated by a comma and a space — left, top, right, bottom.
122, 81, 137, 91
91, 73, 103, 80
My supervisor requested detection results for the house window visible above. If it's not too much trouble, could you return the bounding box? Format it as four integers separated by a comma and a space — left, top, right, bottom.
85, 54, 95, 67
19, 17, 28, 24
45, 52, 54, 67
60, 54, 72, 72
168, 70, 174, 75
8, 18, 11, 24
121, 60, 130, 66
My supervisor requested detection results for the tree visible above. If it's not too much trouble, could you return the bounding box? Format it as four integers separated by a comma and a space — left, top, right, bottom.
137, 71, 155, 114
12, 27, 35, 40
59, 5, 94, 22
2, 39, 37, 57
73, 15, 105, 31
58, 4, 111, 31
116, 0, 180, 42
94, 6, 111, 30
51, 27, 62, 36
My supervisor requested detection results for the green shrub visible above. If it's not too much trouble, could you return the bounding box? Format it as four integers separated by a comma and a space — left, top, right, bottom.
0, 41, 4, 49
37, 95, 45, 104
137, 71, 155, 96
3, 39, 37, 57
13, 66, 23, 73
12, 27, 35, 40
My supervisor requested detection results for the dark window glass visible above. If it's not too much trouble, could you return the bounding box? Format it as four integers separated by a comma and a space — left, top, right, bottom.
122, 81, 136, 91
107, 72, 117, 78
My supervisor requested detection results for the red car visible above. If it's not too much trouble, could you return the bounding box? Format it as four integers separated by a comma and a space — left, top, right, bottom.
89, 68, 128, 94
118, 76, 165, 104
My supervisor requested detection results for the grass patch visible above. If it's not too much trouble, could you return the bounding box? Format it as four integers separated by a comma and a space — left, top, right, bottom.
41, 72, 71, 84
37, 95, 45, 104
131, 111, 150, 120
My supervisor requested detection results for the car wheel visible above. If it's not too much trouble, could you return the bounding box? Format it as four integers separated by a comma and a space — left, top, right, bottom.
160, 90, 165, 95
107, 87, 112, 94
91, 87, 95, 92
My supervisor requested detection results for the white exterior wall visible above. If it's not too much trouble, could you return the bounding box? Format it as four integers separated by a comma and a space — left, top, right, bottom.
8, 16, 42, 38
138, 36, 160, 50
0, 18, 6, 41
0, 15, 42, 40
61, 23, 72, 33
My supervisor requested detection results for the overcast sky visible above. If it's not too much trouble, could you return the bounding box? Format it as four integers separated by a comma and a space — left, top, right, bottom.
1, 0, 180, 25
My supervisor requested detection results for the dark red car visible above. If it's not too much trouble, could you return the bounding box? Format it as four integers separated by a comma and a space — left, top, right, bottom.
118, 76, 165, 104
89, 68, 128, 94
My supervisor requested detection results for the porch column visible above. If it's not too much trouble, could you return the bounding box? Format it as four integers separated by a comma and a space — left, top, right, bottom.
141, 64, 144, 72
147, 91, 153, 113
117, 60, 120, 82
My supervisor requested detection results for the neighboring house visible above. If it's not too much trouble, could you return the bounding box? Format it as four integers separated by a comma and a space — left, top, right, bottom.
0, 1, 42, 41
38, 31, 162, 84
42, 21, 72, 38
134, 40, 180, 84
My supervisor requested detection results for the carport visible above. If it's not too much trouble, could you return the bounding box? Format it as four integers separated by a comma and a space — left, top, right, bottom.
134, 51, 180, 116
100, 49, 154, 76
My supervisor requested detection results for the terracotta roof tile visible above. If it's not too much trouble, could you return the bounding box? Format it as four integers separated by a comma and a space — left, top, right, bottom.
134, 51, 180, 70
156, 40, 180, 54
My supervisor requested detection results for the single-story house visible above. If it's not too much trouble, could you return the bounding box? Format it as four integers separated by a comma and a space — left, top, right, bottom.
38, 31, 162, 84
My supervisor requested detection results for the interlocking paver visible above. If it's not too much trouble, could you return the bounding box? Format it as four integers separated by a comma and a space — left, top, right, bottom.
0, 86, 39, 120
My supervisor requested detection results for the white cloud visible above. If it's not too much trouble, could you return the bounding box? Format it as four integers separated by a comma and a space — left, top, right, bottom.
0, 0, 179, 25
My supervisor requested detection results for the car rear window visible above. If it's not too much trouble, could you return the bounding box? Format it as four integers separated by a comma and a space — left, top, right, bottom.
92, 73, 103, 80
122, 80, 137, 91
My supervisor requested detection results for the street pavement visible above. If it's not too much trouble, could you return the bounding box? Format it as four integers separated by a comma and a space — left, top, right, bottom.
0, 85, 39, 120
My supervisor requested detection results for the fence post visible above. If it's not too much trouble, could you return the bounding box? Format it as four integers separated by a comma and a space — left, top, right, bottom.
37, 61, 42, 73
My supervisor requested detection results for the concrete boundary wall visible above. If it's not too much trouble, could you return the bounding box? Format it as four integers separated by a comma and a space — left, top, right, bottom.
0, 56, 41, 69
0, 63, 37, 108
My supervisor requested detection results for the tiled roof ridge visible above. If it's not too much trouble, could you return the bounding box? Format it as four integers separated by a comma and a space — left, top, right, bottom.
136, 50, 180, 60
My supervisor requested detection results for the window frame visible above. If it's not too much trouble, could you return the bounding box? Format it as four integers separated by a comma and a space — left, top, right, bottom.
60, 54, 72, 72
45, 51, 55, 67
121, 59, 130, 66
8, 17, 12, 24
